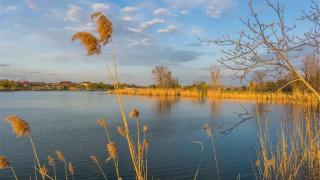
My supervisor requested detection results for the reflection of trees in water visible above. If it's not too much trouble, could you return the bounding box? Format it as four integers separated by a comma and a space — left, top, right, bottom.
208, 100, 222, 118
154, 97, 179, 116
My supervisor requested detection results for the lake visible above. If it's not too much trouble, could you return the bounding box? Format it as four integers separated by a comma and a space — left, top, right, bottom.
0, 91, 318, 179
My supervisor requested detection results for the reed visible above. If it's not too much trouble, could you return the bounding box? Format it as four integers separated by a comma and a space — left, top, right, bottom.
90, 155, 107, 180
48, 156, 56, 180
255, 104, 320, 179
96, 118, 120, 179
203, 124, 220, 180
55, 150, 68, 180
0, 156, 18, 180
71, 11, 148, 180
5, 114, 47, 180
109, 88, 318, 104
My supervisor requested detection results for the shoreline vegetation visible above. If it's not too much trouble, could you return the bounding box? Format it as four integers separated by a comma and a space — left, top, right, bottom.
108, 88, 319, 104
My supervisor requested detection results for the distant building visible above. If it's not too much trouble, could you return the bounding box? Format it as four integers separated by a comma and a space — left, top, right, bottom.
19, 80, 29, 87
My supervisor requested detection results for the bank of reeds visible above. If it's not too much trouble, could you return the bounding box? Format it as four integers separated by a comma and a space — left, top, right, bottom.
255, 104, 320, 179
109, 88, 318, 104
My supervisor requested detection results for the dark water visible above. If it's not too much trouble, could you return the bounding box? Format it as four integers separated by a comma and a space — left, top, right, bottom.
0, 91, 317, 180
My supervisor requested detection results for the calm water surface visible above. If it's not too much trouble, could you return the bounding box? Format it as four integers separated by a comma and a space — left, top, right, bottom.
0, 92, 317, 179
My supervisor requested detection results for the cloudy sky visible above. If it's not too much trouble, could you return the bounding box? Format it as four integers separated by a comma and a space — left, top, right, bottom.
0, 0, 312, 85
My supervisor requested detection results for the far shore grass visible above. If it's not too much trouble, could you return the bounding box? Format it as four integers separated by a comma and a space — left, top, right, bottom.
108, 88, 319, 104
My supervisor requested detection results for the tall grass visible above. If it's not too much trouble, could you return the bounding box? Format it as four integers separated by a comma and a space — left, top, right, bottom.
255, 104, 320, 179
110, 88, 318, 104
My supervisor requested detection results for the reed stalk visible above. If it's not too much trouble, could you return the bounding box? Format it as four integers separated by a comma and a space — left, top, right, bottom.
10, 167, 18, 180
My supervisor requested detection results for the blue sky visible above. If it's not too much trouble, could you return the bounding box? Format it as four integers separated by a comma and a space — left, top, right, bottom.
0, 0, 313, 85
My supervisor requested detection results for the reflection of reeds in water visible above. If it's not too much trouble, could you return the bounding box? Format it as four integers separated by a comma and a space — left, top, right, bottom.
255, 104, 320, 179
209, 100, 222, 118
154, 97, 179, 116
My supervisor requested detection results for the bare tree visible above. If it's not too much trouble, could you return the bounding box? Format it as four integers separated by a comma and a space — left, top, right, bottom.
210, 66, 223, 90
302, 54, 320, 90
151, 65, 179, 88
299, 0, 320, 53
202, 0, 320, 101
252, 71, 267, 91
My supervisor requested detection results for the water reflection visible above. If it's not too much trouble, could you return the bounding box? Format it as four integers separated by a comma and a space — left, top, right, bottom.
208, 100, 222, 118
153, 97, 179, 116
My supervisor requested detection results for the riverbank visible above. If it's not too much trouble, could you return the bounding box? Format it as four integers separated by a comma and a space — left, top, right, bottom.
108, 88, 319, 104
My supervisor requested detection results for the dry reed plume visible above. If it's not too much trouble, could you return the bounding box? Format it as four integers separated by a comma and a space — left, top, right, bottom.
48, 156, 56, 180
129, 108, 139, 119
0, 156, 10, 169
106, 142, 117, 161
5, 114, 30, 137
4, 114, 47, 180
39, 165, 48, 179
55, 150, 68, 180
97, 118, 108, 129
71, 32, 101, 55
91, 12, 112, 45
0, 156, 18, 180
68, 162, 74, 180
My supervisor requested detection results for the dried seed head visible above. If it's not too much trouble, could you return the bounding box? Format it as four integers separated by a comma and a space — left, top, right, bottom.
0, 156, 10, 169
91, 12, 113, 45
71, 31, 101, 55
255, 159, 260, 166
129, 108, 139, 119
143, 125, 148, 133
106, 142, 117, 161
117, 126, 127, 137
55, 150, 65, 162
68, 162, 74, 175
39, 165, 48, 177
97, 118, 108, 129
48, 156, 55, 166
203, 123, 212, 137
5, 114, 31, 138
90, 155, 98, 164
143, 139, 149, 150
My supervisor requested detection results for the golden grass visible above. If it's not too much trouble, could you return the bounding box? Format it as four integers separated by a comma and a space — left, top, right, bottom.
110, 88, 319, 105
255, 105, 320, 179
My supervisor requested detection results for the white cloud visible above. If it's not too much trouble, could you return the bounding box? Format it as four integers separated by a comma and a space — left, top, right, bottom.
128, 28, 142, 33
165, 0, 235, 18
206, 6, 221, 18
26, 0, 37, 10
92, 3, 109, 12
157, 25, 177, 33
121, 6, 138, 13
122, 16, 133, 22
181, 10, 189, 15
141, 37, 152, 43
128, 18, 164, 33
153, 8, 171, 16
140, 18, 164, 31
64, 5, 81, 21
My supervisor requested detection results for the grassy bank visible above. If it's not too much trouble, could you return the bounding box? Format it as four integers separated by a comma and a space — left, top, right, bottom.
108, 88, 319, 104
